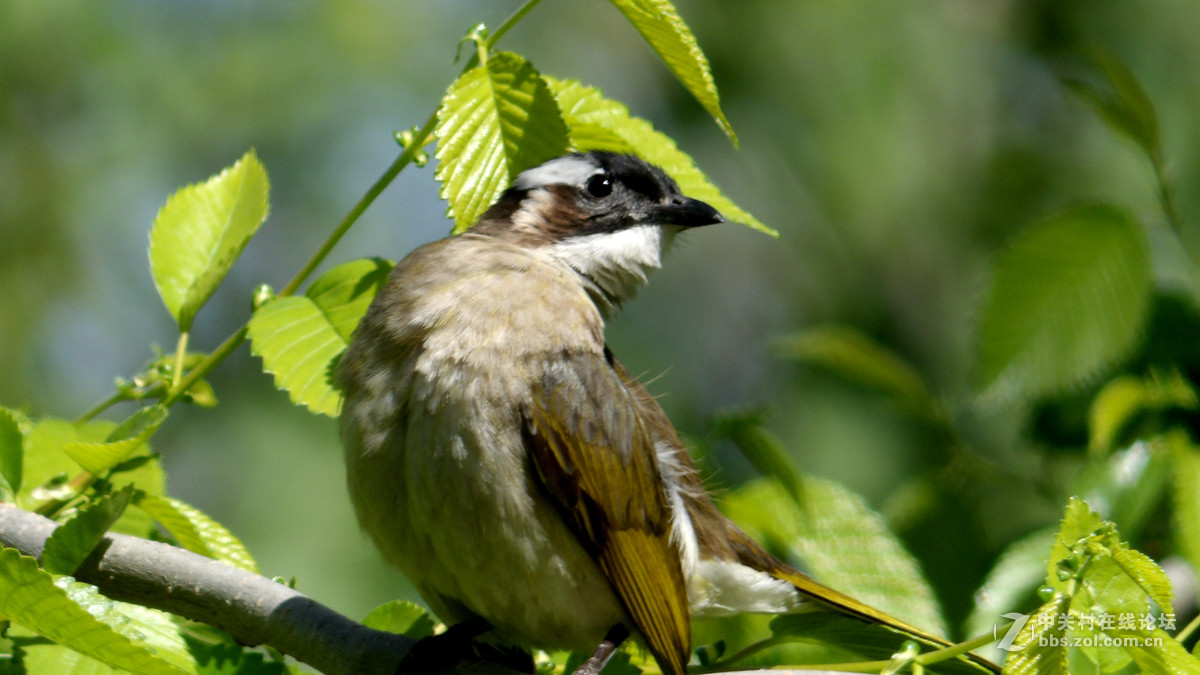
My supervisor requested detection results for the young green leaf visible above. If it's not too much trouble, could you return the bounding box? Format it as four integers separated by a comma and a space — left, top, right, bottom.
0, 406, 26, 499
606, 0, 736, 144
361, 600, 437, 639
435, 51, 569, 233
1026, 498, 1199, 674
549, 77, 774, 236
61, 405, 167, 476
41, 486, 134, 575
975, 204, 1152, 403
135, 493, 258, 573
248, 258, 393, 417
149, 149, 270, 331
722, 478, 947, 638
0, 547, 184, 674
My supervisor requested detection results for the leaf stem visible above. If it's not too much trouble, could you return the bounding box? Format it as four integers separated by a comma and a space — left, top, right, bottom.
172, 331, 189, 388
1175, 611, 1200, 645
487, 0, 544, 49
163, 326, 248, 407
913, 627, 1002, 667
75, 391, 126, 425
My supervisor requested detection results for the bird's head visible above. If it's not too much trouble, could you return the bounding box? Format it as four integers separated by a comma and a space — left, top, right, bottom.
469, 151, 724, 311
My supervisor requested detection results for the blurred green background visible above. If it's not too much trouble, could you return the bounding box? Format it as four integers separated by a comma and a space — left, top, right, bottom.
3, 0, 1198, 636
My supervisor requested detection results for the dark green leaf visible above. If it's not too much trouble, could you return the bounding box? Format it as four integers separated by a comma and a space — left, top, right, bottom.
1063, 52, 1161, 166
41, 486, 134, 575
149, 149, 270, 332
435, 52, 569, 233
975, 204, 1152, 402
775, 325, 939, 421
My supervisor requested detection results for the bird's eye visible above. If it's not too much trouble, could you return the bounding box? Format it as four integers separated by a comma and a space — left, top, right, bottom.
584, 174, 613, 198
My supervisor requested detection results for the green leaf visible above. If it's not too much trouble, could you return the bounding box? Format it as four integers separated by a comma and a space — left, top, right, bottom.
0, 407, 27, 499
715, 413, 947, 636
606, 0, 735, 144
722, 478, 947, 638
775, 325, 938, 421
1063, 52, 1161, 166
135, 493, 258, 573
41, 486, 134, 575
435, 51, 569, 233
964, 527, 1056, 647
0, 547, 184, 674
548, 77, 774, 236
1088, 371, 1196, 455
248, 258, 393, 417
149, 149, 270, 332
1168, 430, 1200, 573
61, 405, 167, 475
1118, 627, 1200, 674
361, 600, 437, 639
1029, 498, 1197, 674
20, 418, 165, 537
975, 204, 1152, 402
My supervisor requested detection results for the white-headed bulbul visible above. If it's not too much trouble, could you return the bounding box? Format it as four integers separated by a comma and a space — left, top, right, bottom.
337, 152, 995, 674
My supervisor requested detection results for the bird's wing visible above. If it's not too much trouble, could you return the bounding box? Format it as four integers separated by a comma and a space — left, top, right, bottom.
607, 359, 1000, 674
523, 350, 690, 675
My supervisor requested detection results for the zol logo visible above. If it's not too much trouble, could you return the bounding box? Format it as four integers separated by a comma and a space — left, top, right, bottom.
995, 612, 1031, 652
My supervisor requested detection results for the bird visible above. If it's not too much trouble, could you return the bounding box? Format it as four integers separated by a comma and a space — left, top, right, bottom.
336, 151, 995, 674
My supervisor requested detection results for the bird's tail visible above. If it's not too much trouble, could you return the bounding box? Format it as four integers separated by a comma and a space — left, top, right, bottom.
765, 564, 1001, 673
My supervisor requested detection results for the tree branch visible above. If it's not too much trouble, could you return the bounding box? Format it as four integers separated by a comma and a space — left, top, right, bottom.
0, 503, 415, 675
0, 505, 860, 674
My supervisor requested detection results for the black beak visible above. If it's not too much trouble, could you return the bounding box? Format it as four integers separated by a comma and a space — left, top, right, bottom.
654, 196, 725, 228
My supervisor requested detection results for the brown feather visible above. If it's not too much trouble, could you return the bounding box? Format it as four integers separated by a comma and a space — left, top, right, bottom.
524, 352, 691, 675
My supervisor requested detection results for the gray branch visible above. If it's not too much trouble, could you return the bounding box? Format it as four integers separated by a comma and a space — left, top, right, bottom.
0, 504, 848, 675
0, 503, 415, 675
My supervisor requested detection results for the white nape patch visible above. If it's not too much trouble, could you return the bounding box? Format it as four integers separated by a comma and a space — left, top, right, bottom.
689, 560, 805, 618
543, 224, 668, 307
514, 155, 599, 190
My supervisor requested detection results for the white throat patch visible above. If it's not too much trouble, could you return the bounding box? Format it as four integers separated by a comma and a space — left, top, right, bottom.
544, 224, 671, 311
